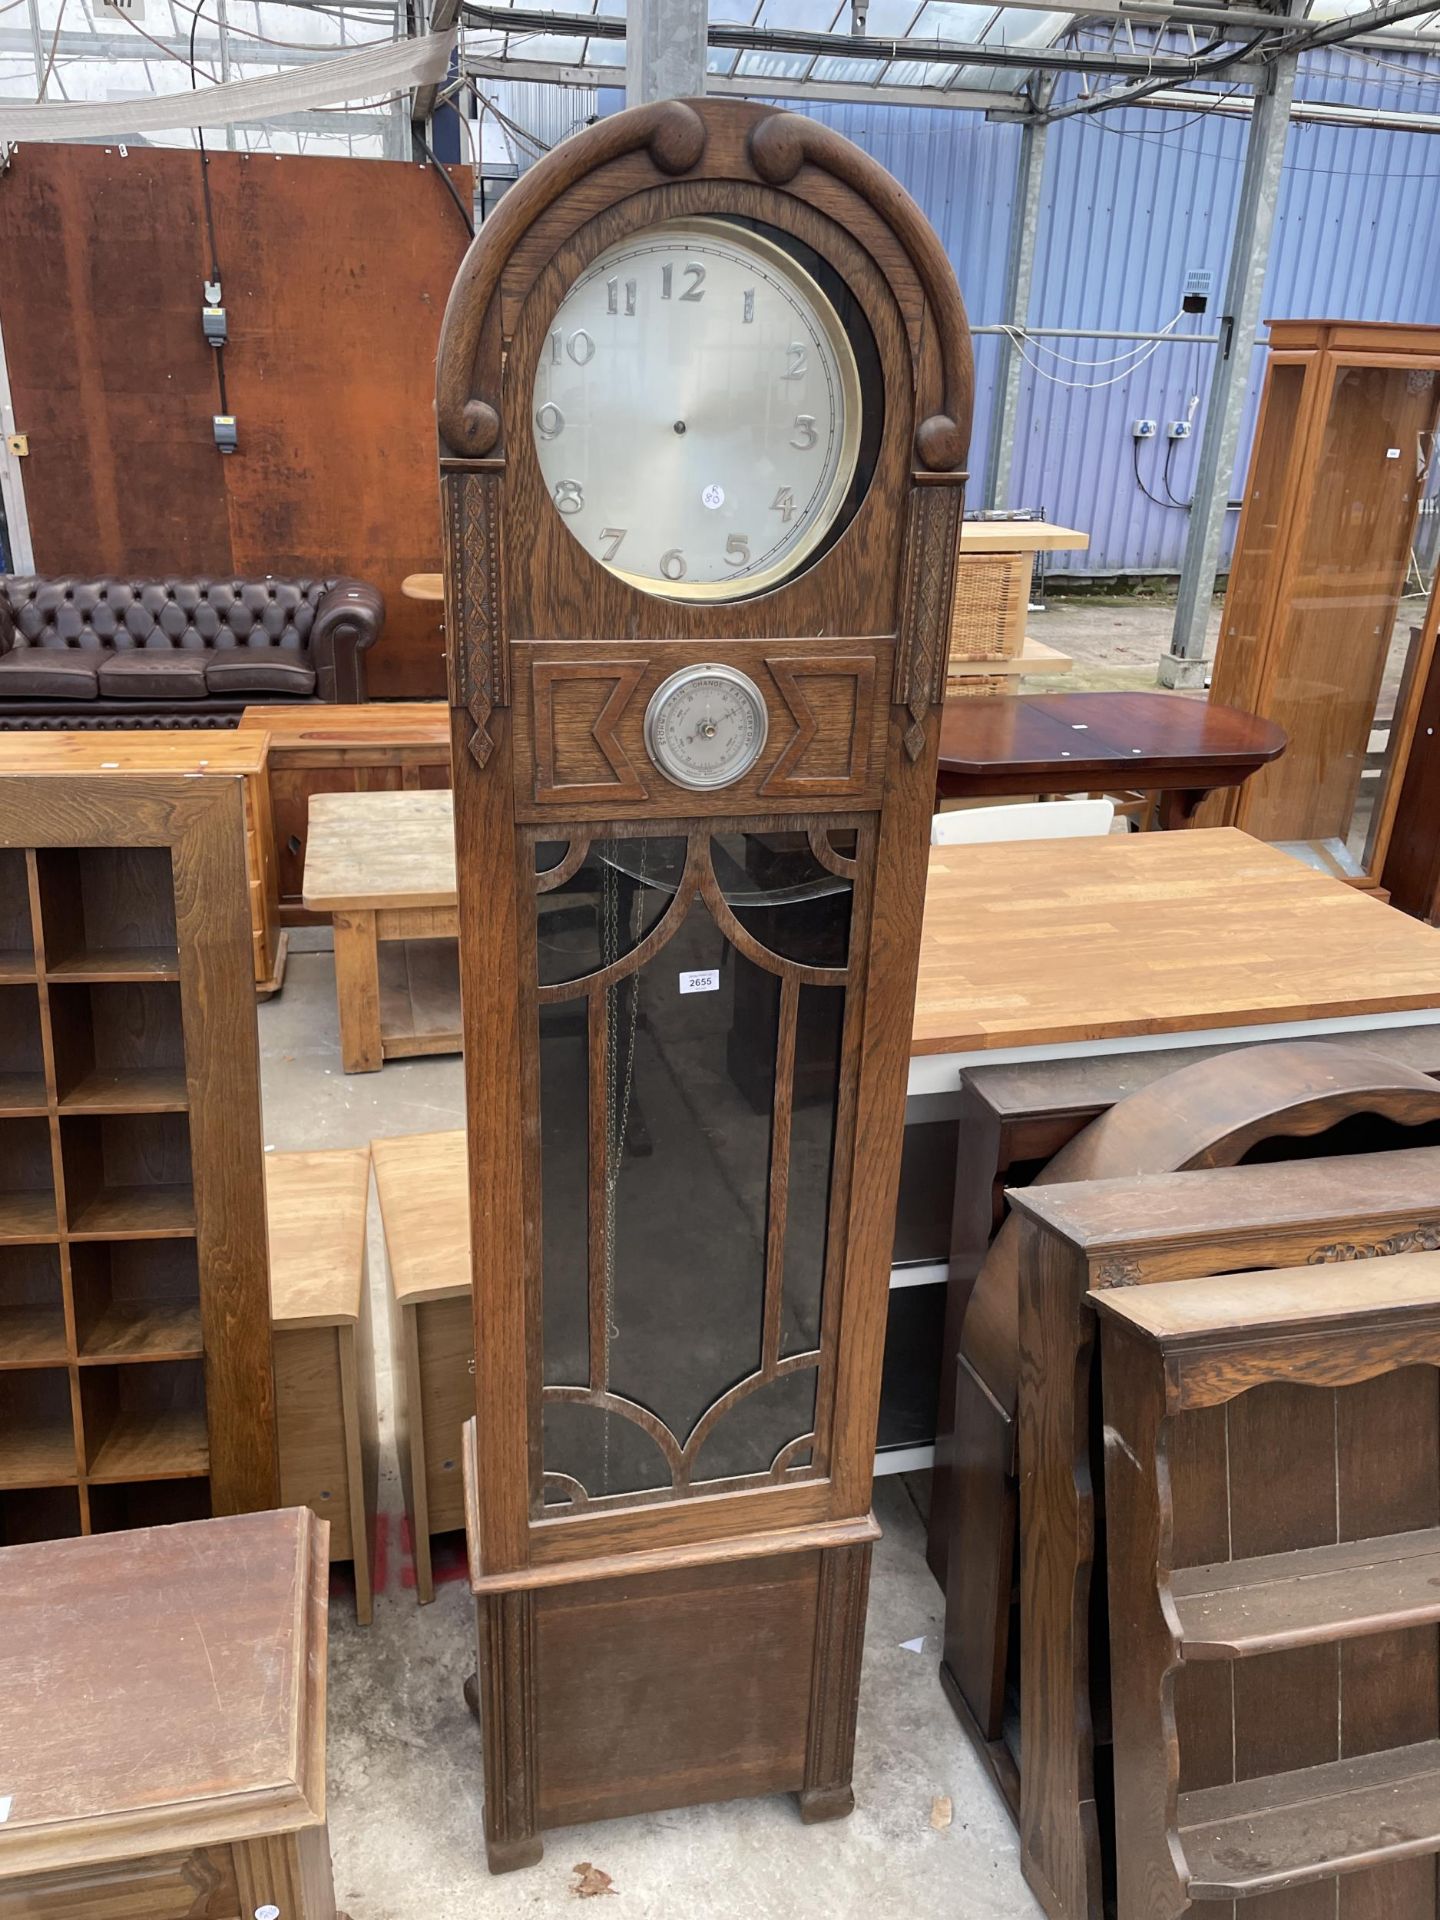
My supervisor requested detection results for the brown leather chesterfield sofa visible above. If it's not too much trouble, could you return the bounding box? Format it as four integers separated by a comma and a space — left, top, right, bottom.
0, 575, 385, 728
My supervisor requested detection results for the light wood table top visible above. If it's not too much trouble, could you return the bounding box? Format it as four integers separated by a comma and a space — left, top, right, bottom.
957, 519, 1088, 554
240, 700, 449, 750
0, 1506, 326, 1878
266, 1146, 371, 1327
1090, 1247, 1440, 1344
913, 826, 1440, 1057
372, 1129, 469, 1303
304, 788, 457, 911
0, 729, 267, 773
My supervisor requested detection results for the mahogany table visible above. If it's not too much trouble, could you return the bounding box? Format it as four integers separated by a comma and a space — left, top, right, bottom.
935, 690, 1287, 825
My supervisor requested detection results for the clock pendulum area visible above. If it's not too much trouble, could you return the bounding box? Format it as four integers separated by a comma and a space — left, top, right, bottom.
436, 93, 973, 1871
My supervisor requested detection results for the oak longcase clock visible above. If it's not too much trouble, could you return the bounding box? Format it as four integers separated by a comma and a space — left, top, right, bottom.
436, 95, 972, 1870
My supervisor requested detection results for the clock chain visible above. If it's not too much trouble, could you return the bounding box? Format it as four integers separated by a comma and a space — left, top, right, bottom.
600, 839, 645, 1495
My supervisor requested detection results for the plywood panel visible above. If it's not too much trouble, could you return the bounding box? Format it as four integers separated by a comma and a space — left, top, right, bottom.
0, 145, 230, 573
0, 145, 471, 696
213, 152, 471, 697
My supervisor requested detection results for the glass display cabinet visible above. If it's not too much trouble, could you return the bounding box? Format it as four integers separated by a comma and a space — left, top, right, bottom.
434, 95, 972, 1869
1205, 320, 1440, 887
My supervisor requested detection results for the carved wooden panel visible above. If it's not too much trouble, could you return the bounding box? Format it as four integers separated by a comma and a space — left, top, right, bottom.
514, 641, 890, 819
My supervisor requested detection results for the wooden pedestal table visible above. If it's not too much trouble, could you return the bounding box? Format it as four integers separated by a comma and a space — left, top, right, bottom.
0, 1506, 348, 1919
935, 691, 1287, 823
1098, 1249, 1440, 1919
0, 729, 287, 994
372, 1128, 472, 1603
266, 1145, 378, 1624
1006, 1141, 1440, 1920
238, 701, 451, 928
302, 789, 459, 1073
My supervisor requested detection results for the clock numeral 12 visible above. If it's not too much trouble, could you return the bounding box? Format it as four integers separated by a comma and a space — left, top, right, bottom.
660, 263, 706, 302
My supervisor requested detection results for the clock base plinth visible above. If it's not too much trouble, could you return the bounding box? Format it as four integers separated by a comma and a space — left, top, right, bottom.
466, 1427, 878, 1869
797, 1784, 857, 1824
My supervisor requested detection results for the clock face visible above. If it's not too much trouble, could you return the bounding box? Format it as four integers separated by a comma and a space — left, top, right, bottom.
643, 664, 769, 790
531, 219, 863, 601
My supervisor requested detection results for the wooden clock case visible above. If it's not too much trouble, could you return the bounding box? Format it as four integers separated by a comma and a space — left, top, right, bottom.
434, 95, 973, 1870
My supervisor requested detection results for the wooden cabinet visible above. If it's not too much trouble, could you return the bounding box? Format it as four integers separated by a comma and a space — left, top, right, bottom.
0, 773, 277, 1544
239, 701, 451, 926
1098, 1252, 1440, 1918
0, 1508, 343, 1919
1205, 320, 1440, 888
1008, 1122, 1440, 1920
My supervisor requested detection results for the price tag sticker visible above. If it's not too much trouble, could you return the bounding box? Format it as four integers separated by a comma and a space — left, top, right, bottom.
701, 483, 725, 510
680, 969, 720, 995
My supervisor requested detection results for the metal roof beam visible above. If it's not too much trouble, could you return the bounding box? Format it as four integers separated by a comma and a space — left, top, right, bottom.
0, 26, 371, 64
462, 49, 1010, 105
460, 3, 1270, 77
413, 0, 461, 121
1285, 0, 1440, 46
1130, 80, 1440, 124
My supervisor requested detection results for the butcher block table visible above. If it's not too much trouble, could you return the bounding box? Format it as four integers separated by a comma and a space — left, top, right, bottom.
935, 690, 1287, 823
910, 826, 1440, 1081
0, 1506, 348, 1919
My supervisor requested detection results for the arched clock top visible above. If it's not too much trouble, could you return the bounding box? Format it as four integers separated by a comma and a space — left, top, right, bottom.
434, 95, 972, 477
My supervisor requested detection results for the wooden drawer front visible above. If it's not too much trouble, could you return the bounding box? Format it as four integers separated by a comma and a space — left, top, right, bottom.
0, 1846, 239, 1918
274, 1326, 354, 1558
418, 1295, 474, 1532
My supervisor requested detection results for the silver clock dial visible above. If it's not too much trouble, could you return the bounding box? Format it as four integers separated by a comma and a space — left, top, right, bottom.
532, 218, 862, 602
644, 665, 768, 791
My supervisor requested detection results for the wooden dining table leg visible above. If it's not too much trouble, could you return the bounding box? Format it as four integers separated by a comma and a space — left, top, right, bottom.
1156, 786, 1209, 830
332, 908, 384, 1073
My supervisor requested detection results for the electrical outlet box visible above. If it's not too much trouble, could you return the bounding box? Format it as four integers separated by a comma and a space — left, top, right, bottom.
1132, 418, 1157, 440
1183, 268, 1214, 314
1167, 420, 1191, 440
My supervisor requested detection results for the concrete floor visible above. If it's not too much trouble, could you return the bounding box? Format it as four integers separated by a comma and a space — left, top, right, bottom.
258, 947, 1042, 1920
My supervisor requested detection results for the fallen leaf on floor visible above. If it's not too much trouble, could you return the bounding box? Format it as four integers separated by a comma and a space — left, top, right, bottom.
899, 1635, 926, 1653
570, 1861, 617, 1898
930, 1795, 953, 1831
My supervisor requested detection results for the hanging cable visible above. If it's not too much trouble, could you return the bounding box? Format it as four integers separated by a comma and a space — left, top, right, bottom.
188, 0, 230, 426
1006, 329, 1176, 391
1132, 435, 1181, 510
414, 120, 475, 238
1161, 435, 1194, 510
995, 310, 1189, 369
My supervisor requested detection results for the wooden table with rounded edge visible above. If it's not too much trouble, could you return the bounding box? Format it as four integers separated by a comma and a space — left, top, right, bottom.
265, 1145, 378, 1625
302, 788, 458, 1073
935, 690, 1287, 824
0, 1505, 349, 1919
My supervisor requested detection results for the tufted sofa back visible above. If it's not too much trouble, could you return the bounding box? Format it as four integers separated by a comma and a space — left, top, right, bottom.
2, 578, 338, 653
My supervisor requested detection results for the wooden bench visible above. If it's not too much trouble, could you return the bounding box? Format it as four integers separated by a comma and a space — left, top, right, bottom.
1098, 1251, 1440, 1917
372, 1129, 472, 1604
266, 1146, 378, 1624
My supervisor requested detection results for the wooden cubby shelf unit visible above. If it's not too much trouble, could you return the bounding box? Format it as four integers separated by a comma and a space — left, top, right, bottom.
0, 780, 278, 1543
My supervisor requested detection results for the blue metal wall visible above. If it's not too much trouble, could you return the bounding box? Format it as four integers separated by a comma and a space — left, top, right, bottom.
805, 53, 1440, 574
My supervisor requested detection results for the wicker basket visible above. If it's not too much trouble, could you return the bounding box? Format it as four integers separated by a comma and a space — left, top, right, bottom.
945, 550, 1030, 699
